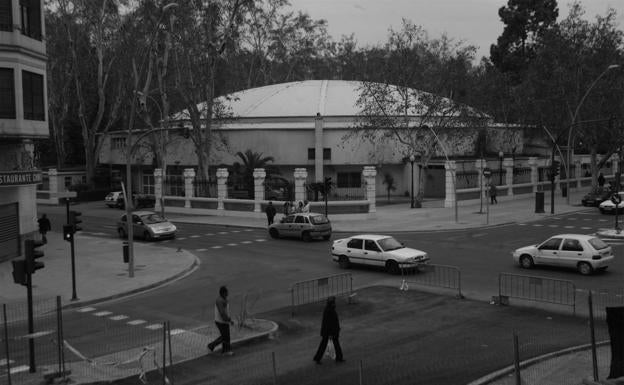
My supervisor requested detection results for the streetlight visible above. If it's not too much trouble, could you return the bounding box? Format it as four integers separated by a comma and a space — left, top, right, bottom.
565, 64, 620, 205
498, 151, 504, 186
409, 155, 415, 208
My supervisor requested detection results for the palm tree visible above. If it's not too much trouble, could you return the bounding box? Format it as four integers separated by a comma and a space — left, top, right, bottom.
382, 173, 397, 202
233, 150, 276, 198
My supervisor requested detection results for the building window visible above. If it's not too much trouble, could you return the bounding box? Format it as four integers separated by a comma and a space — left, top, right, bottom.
0, 68, 15, 118
337, 172, 361, 188
111, 137, 126, 150
22, 70, 45, 120
20, 0, 41, 40
0, 0, 12, 32
307, 148, 331, 160
142, 174, 154, 195
64, 176, 72, 189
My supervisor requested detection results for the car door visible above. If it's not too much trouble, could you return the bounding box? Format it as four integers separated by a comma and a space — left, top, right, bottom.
278, 215, 295, 236
345, 238, 364, 264
132, 214, 144, 238
558, 238, 585, 268
364, 239, 383, 266
294, 215, 307, 238
535, 237, 563, 266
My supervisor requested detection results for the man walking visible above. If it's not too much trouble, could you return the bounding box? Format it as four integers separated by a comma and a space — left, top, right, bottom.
37, 213, 51, 244
207, 286, 235, 356
265, 201, 277, 225
313, 296, 344, 364
489, 184, 497, 204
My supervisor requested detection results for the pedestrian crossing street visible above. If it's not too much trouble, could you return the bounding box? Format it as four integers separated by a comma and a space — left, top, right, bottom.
518, 215, 624, 245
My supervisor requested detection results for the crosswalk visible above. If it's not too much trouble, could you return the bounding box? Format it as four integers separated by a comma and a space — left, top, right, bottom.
518, 216, 624, 245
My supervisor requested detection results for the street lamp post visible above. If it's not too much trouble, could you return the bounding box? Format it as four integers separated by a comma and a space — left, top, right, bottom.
565, 64, 620, 205
409, 155, 415, 208
498, 151, 504, 186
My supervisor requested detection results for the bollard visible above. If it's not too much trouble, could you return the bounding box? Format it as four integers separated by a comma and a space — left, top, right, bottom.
123, 242, 129, 263
535, 191, 545, 213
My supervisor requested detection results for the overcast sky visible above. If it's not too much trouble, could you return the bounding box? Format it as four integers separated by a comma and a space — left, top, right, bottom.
288, 0, 624, 61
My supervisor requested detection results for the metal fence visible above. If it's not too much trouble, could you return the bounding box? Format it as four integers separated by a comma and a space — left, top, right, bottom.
400, 264, 463, 298
193, 179, 217, 198
456, 171, 479, 189
290, 273, 353, 316
162, 176, 184, 197
498, 273, 576, 314
512, 167, 532, 184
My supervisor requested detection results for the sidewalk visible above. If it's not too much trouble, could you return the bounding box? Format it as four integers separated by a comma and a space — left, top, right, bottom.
1, 189, 613, 385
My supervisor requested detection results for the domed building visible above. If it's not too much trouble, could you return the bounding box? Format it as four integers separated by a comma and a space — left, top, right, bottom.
100, 80, 529, 201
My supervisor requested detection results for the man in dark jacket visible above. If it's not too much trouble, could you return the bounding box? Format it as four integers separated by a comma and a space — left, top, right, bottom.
265, 201, 277, 225
207, 286, 235, 355
37, 214, 51, 244
313, 296, 344, 364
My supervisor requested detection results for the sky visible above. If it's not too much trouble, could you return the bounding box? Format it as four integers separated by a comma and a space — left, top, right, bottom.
287, 0, 624, 61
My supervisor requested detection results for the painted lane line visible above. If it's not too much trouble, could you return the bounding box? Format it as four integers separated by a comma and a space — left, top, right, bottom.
244, 229, 253, 232
190, 235, 200, 238
8, 365, 30, 374
241, 241, 252, 244
93, 311, 113, 317
196, 248, 208, 252
581, 227, 592, 230
548, 225, 558, 227
0, 359, 14, 365
231, 230, 241, 233
170, 329, 185, 335
177, 237, 187, 240
255, 239, 266, 242
145, 324, 163, 330
533, 224, 544, 227
204, 233, 214, 236
110, 315, 129, 321
227, 243, 237, 246
218, 232, 228, 235
564, 226, 575, 229
211, 245, 223, 249
518, 223, 527, 226
77, 307, 96, 313
127, 320, 147, 325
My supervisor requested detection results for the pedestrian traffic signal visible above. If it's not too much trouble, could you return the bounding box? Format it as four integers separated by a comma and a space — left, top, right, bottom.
69, 210, 82, 232
24, 239, 45, 274
11, 260, 27, 285
63, 224, 74, 242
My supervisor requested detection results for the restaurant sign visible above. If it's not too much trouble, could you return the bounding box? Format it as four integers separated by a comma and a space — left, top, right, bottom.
0, 171, 43, 186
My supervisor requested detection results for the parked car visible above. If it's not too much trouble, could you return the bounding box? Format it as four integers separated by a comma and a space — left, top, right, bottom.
331, 234, 430, 274
598, 192, 624, 214
268, 212, 331, 241
116, 211, 177, 240
581, 186, 613, 207
512, 234, 613, 275
105, 191, 124, 208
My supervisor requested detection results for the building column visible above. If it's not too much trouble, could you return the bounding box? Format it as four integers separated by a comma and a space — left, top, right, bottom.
48, 168, 58, 193
362, 166, 377, 213
475, 159, 487, 200
444, 161, 456, 208
528, 157, 538, 192
154, 168, 163, 212
503, 158, 514, 197
294, 168, 308, 203
253, 168, 266, 213
217, 168, 228, 211
314, 114, 324, 182
183, 168, 195, 209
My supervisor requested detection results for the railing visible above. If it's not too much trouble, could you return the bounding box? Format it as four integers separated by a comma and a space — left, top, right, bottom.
512, 167, 532, 184
290, 273, 353, 316
498, 273, 576, 314
193, 179, 217, 198
456, 171, 479, 189
162, 176, 184, 197
400, 264, 463, 298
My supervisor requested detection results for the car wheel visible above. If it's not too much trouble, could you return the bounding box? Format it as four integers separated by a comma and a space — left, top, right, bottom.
338, 256, 350, 269
578, 262, 593, 275
269, 228, 279, 239
118, 228, 127, 239
302, 232, 312, 242
143, 231, 152, 241
386, 260, 400, 275
519, 255, 534, 269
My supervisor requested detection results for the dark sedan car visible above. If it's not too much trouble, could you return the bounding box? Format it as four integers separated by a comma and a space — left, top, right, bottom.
581, 186, 613, 207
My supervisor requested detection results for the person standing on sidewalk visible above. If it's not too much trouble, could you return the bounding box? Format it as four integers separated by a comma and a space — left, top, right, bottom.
489, 184, 497, 204
37, 213, 51, 244
313, 296, 344, 364
207, 286, 235, 356
265, 201, 277, 225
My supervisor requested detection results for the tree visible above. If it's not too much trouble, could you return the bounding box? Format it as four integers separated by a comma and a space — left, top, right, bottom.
382, 173, 397, 202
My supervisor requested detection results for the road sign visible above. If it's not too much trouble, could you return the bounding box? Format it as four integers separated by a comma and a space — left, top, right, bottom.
483, 167, 492, 177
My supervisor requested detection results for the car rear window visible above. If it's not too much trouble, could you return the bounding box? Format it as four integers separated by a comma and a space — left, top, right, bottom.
588, 237, 609, 250
310, 215, 329, 224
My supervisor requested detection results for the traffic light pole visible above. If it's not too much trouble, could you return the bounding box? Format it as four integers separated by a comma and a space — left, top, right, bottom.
70, 237, 78, 301
26, 271, 35, 373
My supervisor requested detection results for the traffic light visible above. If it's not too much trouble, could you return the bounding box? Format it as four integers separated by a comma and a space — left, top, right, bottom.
24, 239, 45, 274
11, 260, 27, 285
551, 161, 560, 177
69, 210, 82, 232
63, 224, 74, 242
324, 177, 332, 191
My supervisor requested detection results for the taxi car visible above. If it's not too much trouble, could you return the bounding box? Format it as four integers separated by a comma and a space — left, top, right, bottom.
117, 211, 177, 241
268, 212, 331, 241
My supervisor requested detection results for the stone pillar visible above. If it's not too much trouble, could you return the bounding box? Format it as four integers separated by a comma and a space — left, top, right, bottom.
183, 168, 195, 209
315, 114, 324, 182
253, 168, 266, 212
503, 158, 514, 197
574, 158, 582, 188
528, 157, 539, 192
444, 161, 457, 208
475, 159, 487, 200
48, 168, 58, 193
154, 168, 163, 212
362, 166, 377, 213
217, 168, 228, 211
294, 168, 308, 203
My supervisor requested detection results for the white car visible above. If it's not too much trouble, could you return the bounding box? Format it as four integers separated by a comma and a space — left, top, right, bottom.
599, 192, 624, 214
116, 211, 177, 240
512, 234, 614, 275
105, 191, 124, 208
331, 234, 429, 274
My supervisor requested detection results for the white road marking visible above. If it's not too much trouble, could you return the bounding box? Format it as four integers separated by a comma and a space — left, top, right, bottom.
145, 324, 163, 330
127, 320, 147, 325
205, 233, 214, 236
232, 230, 241, 233
177, 237, 187, 240
241, 241, 252, 244
518, 223, 527, 226
548, 225, 558, 227
533, 224, 543, 227
77, 307, 96, 313
211, 245, 223, 249
218, 232, 228, 234
8, 365, 30, 374
255, 239, 266, 242
190, 235, 200, 238
94, 311, 113, 317
196, 248, 207, 252
227, 243, 237, 246
564, 226, 575, 229
581, 227, 592, 230
244, 229, 253, 232
170, 329, 185, 335
0, 359, 14, 365
110, 315, 129, 321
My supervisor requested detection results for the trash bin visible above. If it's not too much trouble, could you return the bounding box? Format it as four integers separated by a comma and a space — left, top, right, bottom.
123, 242, 129, 263
535, 191, 545, 213
561, 185, 568, 197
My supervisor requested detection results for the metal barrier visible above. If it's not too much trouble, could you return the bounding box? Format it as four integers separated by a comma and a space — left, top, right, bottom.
400, 264, 463, 299
290, 273, 353, 316
498, 273, 576, 314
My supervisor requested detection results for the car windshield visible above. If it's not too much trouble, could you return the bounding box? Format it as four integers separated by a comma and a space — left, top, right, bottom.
309, 215, 329, 224
377, 237, 404, 251
588, 237, 610, 250
140, 214, 167, 224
